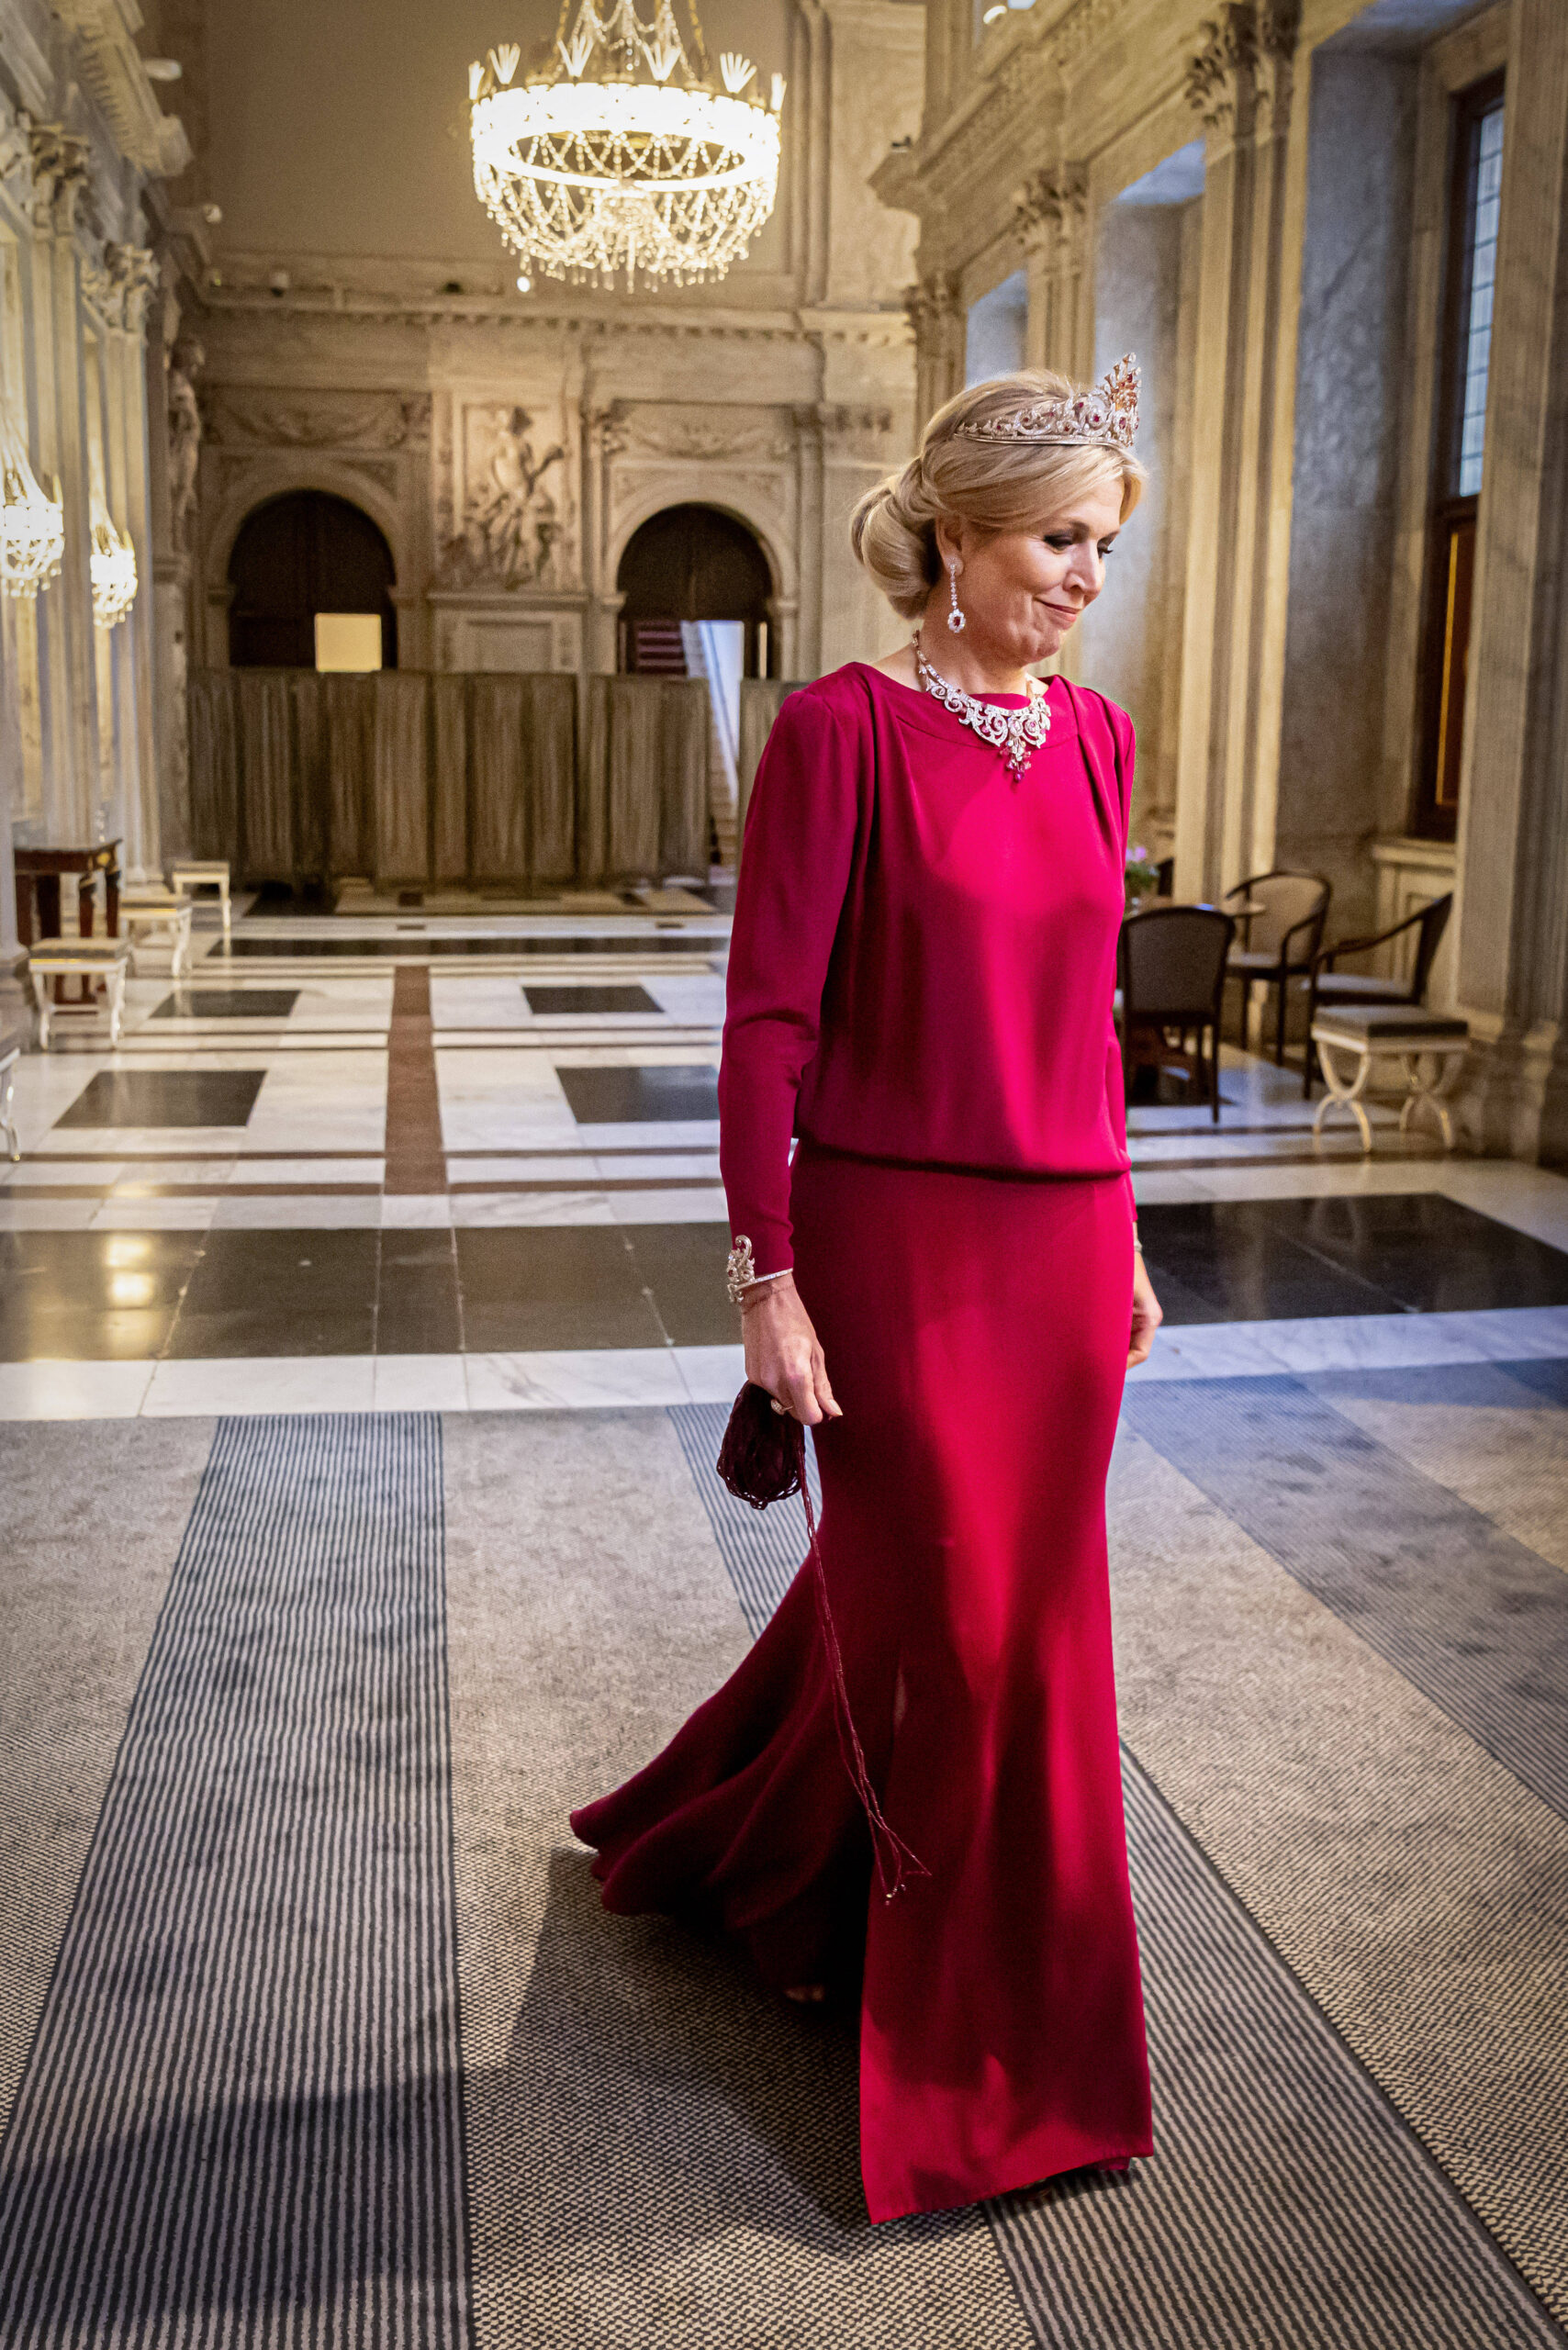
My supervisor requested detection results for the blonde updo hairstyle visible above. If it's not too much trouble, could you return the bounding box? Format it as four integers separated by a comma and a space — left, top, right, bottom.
851, 370, 1147, 622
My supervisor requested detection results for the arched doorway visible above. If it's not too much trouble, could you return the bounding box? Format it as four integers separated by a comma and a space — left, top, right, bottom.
228, 491, 398, 668
616, 504, 773, 677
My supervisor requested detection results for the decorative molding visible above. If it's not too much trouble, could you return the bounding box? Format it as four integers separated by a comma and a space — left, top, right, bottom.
1185, 0, 1299, 137
1014, 162, 1089, 254
105, 241, 160, 330
1051, 0, 1137, 72
1186, 3, 1259, 131
903, 269, 962, 341
610, 404, 795, 464
50, 0, 191, 176
206, 390, 428, 451
26, 122, 91, 232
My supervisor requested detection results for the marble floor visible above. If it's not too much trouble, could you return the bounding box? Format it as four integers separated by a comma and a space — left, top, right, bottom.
3, 892, 1568, 1417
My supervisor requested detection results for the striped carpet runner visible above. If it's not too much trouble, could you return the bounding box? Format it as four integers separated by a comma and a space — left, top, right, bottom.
671, 1399, 1566, 2350
0, 1415, 470, 2349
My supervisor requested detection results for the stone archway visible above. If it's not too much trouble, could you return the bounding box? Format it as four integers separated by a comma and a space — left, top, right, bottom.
615, 503, 775, 677
227, 490, 398, 669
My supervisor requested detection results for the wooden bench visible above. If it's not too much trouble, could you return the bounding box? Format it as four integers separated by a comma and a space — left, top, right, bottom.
1310, 1006, 1471, 1153
120, 887, 195, 978
27, 939, 132, 1049
170, 858, 232, 940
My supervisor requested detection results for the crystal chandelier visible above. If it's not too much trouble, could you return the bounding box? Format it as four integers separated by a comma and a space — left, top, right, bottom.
0, 412, 64, 602
469, 0, 783, 289
89, 488, 138, 629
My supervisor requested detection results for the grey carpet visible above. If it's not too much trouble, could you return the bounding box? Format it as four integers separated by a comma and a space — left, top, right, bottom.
442, 1409, 1030, 2350
1121, 1372, 1568, 1818
0, 1420, 215, 2149
0, 1414, 471, 2348
1103, 1420, 1568, 2322
671, 1399, 1566, 2350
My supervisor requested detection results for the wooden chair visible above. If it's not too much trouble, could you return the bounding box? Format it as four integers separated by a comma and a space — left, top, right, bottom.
1223, 869, 1331, 1066
1300, 892, 1453, 1096
1117, 904, 1237, 1125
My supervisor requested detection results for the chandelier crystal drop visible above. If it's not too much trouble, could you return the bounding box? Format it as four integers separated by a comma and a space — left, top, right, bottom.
0, 414, 65, 603
89, 489, 138, 629
469, 0, 783, 289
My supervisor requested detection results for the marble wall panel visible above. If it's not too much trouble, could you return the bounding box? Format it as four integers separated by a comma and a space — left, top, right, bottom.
1275, 50, 1419, 936
1079, 196, 1190, 846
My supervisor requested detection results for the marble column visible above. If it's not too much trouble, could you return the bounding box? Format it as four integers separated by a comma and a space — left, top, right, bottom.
1450, 0, 1568, 1163
1171, 0, 1306, 909
26, 125, 100, 845
1015, 164, 1091, 380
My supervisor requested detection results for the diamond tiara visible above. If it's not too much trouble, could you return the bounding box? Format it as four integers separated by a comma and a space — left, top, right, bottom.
955, 354, 1140, 452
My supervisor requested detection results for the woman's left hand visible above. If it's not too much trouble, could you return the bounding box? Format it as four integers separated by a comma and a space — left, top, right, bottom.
1128, 1250, 1163, 1368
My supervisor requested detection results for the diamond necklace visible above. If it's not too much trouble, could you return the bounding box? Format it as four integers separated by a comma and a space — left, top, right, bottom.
911, 634, 1052, 779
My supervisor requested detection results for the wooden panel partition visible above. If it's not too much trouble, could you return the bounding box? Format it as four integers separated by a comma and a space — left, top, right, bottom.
187, 670, 708, 890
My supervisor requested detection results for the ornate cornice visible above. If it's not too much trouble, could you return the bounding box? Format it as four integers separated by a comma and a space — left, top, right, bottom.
50, 0, 190, 176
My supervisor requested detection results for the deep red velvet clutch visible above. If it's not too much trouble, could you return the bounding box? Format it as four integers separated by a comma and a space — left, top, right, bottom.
716, 1381, 804, 1509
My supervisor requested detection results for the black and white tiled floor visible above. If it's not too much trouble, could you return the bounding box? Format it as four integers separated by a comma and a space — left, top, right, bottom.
3, 895, 1568, 1416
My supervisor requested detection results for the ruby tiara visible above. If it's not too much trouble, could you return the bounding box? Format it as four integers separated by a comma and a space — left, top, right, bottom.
956, 354, 1140, 452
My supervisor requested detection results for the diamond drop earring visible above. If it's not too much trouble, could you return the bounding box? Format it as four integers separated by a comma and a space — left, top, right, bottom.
946, 559, 966, 634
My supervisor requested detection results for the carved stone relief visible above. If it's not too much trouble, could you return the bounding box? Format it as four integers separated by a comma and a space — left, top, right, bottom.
437, 403, 572, 589
206, 390, 424, 450
609, 403, 795, 465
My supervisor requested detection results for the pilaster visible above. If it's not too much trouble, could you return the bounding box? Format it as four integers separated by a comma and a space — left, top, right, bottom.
1014, 164, 1090, 380
27, 124, 100, 845
104, 243, 162, 878
1449, 0, 1568, 1162
1171, 0, 1305, 907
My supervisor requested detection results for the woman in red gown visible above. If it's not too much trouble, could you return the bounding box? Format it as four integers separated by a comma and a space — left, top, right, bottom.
571, 362, 1165, 2223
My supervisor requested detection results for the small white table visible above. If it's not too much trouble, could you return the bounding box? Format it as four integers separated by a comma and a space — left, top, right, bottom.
120, 888, 194, 978
1311, 1007, 1471, 1153
170, 858, 232, 940
0, 1041, 18, 1160
27, 940, 132, 1049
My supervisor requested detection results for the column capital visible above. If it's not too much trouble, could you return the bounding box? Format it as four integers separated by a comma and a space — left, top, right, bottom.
902, 269, 961, 339
1185, 4, 1259, 137
1013, 163, 1089, 259
26, 121, 91, 233
103, 243, 161, 333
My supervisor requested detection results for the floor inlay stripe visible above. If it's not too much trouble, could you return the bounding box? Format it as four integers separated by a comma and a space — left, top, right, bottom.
386, 965, 449, 1195
0, 1412, 473, 2347
669, 1399, 1564, 2349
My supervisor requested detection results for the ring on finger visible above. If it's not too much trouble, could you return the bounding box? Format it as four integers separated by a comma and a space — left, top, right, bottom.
770, 1397, 788, 1416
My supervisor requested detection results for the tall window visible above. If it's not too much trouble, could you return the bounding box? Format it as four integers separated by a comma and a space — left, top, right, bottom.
1416, 73, 1505, 839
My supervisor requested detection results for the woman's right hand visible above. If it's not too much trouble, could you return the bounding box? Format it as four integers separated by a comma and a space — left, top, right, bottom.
741, 1274, 842, 1425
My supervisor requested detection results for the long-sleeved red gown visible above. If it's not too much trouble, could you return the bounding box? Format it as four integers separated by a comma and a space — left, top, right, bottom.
571, 661, 1154, 2221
